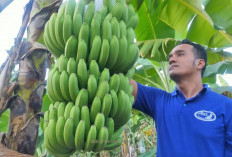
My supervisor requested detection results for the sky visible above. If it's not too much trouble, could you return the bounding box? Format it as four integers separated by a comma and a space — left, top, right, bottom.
0, 0, 231, 86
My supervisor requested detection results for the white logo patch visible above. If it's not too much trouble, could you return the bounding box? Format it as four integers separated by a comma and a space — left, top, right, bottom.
194, 110, 216, 121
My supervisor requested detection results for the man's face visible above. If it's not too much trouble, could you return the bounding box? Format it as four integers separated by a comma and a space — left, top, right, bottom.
168, 44, 197, 80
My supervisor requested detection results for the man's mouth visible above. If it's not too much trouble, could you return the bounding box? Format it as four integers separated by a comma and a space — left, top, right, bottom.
169, 65, 178, 70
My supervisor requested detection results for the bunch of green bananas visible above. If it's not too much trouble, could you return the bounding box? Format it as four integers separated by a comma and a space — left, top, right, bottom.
43, 0, 139, 156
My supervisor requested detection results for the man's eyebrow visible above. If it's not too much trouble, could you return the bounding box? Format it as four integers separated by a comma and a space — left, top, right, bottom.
168, 50, 185, 59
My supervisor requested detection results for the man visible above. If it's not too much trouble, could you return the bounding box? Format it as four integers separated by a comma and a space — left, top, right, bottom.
130, 39, 232, 157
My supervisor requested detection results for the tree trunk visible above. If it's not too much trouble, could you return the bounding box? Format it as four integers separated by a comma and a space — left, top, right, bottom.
0, 0, 62, 155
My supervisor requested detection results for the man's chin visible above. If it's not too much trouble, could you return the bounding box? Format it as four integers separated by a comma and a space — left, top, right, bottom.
169, 72, 180, 82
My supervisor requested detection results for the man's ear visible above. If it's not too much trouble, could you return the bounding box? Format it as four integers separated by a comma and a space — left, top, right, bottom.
197, 59, 205, 70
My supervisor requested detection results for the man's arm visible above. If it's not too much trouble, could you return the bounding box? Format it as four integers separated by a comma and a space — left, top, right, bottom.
129, 79, 138, 100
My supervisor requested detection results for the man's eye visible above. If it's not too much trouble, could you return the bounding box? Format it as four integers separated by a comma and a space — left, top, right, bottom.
178, 53, 183, 56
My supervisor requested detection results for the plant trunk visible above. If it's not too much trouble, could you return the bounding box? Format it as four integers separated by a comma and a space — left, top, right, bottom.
0, 0, 62, 155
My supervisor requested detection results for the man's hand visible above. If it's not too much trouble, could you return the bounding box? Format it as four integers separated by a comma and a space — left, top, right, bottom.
129, 79, 138, 101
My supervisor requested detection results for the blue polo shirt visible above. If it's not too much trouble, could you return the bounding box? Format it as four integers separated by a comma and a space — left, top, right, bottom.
133, 82, 232, 157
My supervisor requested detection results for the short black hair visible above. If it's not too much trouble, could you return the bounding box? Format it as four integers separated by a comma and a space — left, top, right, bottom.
177, 39, 207, 77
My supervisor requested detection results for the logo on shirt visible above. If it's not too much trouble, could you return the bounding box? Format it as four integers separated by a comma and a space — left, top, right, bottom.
194, 110, 216, 121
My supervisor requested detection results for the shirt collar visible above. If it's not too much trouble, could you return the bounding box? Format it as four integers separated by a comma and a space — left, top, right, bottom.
171, 84, 209, 96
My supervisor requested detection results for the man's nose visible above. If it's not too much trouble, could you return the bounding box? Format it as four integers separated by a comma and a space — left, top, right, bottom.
169, 56, 176, 64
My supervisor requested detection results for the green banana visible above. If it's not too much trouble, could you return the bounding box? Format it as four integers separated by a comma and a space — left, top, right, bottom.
47, 68, 60, 101
119, 20, 127, 38
44, 21, 63, 57
121, 3, 128, 23
78, 22, 89, 49
101, 94, 112, 119
64, 0, 76, 18
57, 102, 65, 118
73, 0, 85, 17
90, 96, 101, 123
77, 59, 88, 89
44, 125, 73, 156
57, 1, 67, 17
106, 118, 114, 140
69, 73, 79, 101
84, 125, 97, 151
98, 39, 109, 71
49, 13, 64, 50
99, 6, 108, 24
46, 120, 70, 153
111, 17, 120, 39
56, 116, 67, 148
126, 27, 135, 45
126, 14, 139, 29
52, 70, 65, 101
75, 88, 88, 108
96, 81, 110, 100
65, 35, 78, 59
128, 4, 135, 20
111, 2, 123, 21
105, 35, 119, 69
94, 112, 105, 135
70, 106, 80, 132
93, 126, 108, 152
76, 39, 87, 62
64, 102, 74, 120
101, 18, 111, 41
55, 15, 65, 48
103, 0, 113, 12
114, 90, 126, 121
90, 17, 101, 48
64, 118, 75, 148
73, 13, 82, 37
84, 1, 95, 26
53, 101, 60, 109
121, 43, 139, 73
63, 15, 73, 43
109, 90, 118, 118
60, 71, 72, 101
81, 106, 91, 140
58, 54, 68, 72
98, 68, 110, 85
118, 73, 126, 91
88, 60, 100, 80
111, 36, 127, 72
125, 66, 135, 80
75, 120, 85, 151
88, 35, 102, 64
87, 75, 98, 103
109, 74, 120, 93
67, 58, 77, 75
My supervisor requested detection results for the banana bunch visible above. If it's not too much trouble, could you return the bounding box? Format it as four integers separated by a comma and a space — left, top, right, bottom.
43, 0, 139, 74
44, 0, 139, 155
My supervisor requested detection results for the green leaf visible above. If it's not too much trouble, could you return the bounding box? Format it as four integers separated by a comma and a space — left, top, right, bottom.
211, 86, 232, 94
41, 93, 51, 112
139, 148, 157, 157
130, 0, 145, 11
0, 109, 10, 133
134, 0, 175, 41
205, 0, 232, 34
217, 75, 229, 86
208, 30, 232, 49
187, 14, 215, 45
204, 61, 232, 77
160, 0, 213, 33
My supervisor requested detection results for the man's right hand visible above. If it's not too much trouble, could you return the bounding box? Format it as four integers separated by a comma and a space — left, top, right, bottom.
129, 79, 138, 101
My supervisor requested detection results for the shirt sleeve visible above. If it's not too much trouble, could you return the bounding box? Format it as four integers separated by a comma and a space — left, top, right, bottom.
225, 99, 232, 156
132, 82, 165, 119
